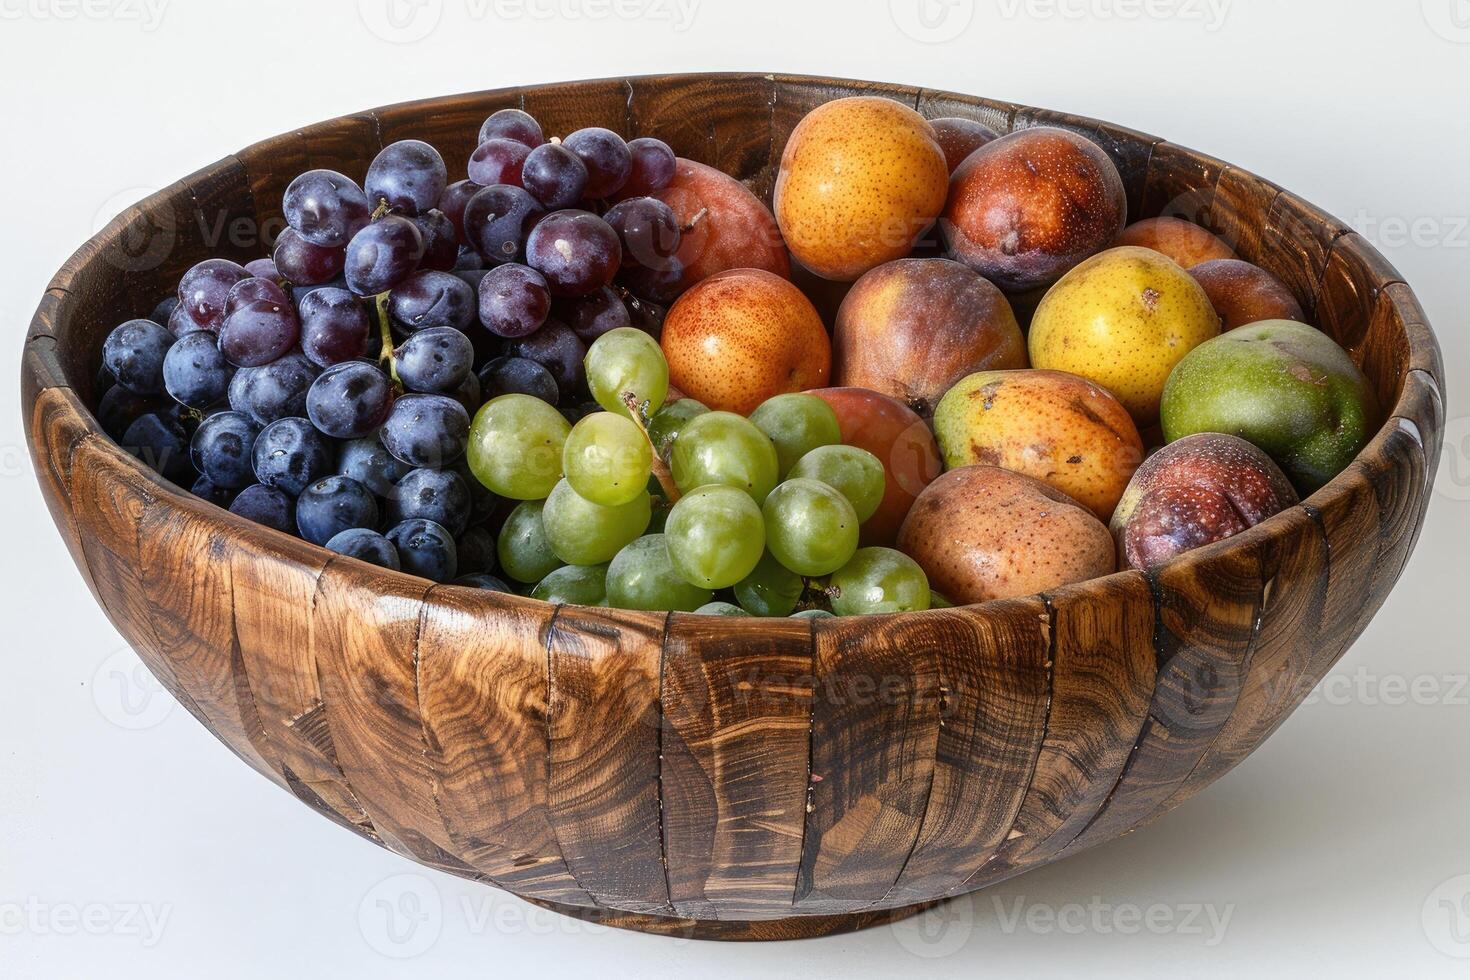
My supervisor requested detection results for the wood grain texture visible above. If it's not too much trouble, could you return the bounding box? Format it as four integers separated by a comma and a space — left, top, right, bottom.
20, 73, 1441, 941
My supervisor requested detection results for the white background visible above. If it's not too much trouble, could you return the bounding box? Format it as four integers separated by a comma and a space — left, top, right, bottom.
2, 0, 1468, 976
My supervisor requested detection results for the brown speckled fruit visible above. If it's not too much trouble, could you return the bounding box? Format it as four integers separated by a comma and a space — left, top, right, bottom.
651, 158, 790, 295
773, 96, 949, 282
941, 126, 1126, 293
1028, 245, 1220, 426
1110, 432, 1297, 570
930, 116, 1000, 172
808, 387, 941, 546
933, 369, 1144, 520
661, 268, 830, 415
833, 258, 1025, 418
1189, 258, 1305, 330
1117, 216, 1236, 269
898, 465, 1114, 604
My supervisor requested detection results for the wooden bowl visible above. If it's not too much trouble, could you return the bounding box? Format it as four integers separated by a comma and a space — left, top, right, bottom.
22, 74, 1443, 941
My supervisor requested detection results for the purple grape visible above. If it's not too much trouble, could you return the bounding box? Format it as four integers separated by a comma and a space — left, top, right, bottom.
299, 287, 371, 367
338, 435, 409, 495
244, 257, 279, 280
190, 410, 260, 488
224, 276, 290, 319
413, 209, 459, 272
344, 215, 424, 296
603, 196, 681, 272
455, 525, 497, 575
228, 351, 319, 425
325, 527, 400, 569
478, 108, 544, 149
219, 297, 300, 368
366, 140, 447, 216
468, 138, 530, 188
178, 259, 249, 331
450, 369, 481, 417
554, 286, 632, 343
478, 356, 559, 404
230, 484, 296, 534
296, 475, 379, 545
273, 227, 346, 285
438, 179, 482, 247
253, 417, 331, 495
380, 393, 469, 468
163, 330, 234, 408
387, 270, 476, 332
524, 210, 620, 297
103, 318, 175, 394
463, 184, 544, 265
520, 142, 588, 210
454, 246, 484, 272
508, 319, 586, 397
283, 169, 372, 247
394, 326, 474, 394
387, 518, 457, 582
97, 385, 168, 440
623, 137, 677, 196
619, 259, 685, 304
149, 295, 179, 327
455, 572, 512, 592
166, 302, 210, 337
563, 127, 631, 198
121, 411, 193, 482
190, 476, 238, 508
306, 361, 394, 439
477, 263, 550, 338
385, 467, 471, 535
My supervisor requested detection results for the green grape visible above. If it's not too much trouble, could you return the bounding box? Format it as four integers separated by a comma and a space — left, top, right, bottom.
748, 393, 841, 476
670, 411, 780, 503
605, 535, 713, 611
562, 412, 653, 506
929, 590, 954, 609
694, 601, 750, 616
762, 478, 859, 577
790, 608, 834, 620
497, 500, 564, 583
531, 563, 609, 606
585, 327, 669, 420
734, 551, 805, 617
469, 394, 570, 499
829, 547, 931, 615
787, 444, 886, 522
647, 398, 709, 460
542, 478, 651, 565
664, 485, 766, 589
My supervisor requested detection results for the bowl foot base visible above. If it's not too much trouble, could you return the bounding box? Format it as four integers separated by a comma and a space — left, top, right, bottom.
520, 896, 941, 942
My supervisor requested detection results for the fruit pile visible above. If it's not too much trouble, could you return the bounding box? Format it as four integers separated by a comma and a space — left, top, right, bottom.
94, 96, 1377, 614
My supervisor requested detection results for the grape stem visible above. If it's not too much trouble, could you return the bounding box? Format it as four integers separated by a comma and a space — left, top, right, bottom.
621, 390, 681, 502
373, 292, 401, 387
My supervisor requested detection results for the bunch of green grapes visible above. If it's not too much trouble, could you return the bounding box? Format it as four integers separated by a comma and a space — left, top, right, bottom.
468, 328, 932, 616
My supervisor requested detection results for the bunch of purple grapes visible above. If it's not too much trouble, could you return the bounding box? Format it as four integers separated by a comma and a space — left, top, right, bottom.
96, 107, 680, 588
